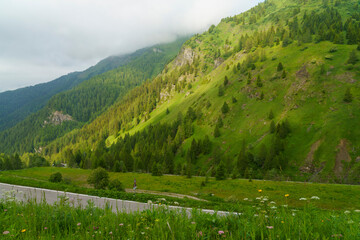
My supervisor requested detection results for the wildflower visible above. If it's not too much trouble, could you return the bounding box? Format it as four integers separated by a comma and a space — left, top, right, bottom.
258, 189, 262, 193
282, 205, 288, 208
243, 198, 248, 201
281, 221, 284, 224
191, 222, 196, 224
218, 230, 224, 235
354, 209, 360, 213
155, 219, 160, 222
311, 196, 320, 200
109, 232, 113, 235
344, 210, 350, 214
347, 220, 354, 224
269, 201, 276, 205
254, 214, 258, 217
270, 206, 277, 209
174, 202, 179, 205
266, 226, 274, 229
159, 203, 161, 205
44, 227, 48, 230
4, 209, 7, 212
299, 198, 307, 201
119, 223, 124, 226
197, 231, 203, 237
77, 223, 81, 226
284, 194, 289, 197
21, 229, 26, 233
3, 231, 10, 235
141, 232, 145, 235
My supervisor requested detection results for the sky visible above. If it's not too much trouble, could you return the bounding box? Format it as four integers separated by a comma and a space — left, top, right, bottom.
0, 0, 262, 93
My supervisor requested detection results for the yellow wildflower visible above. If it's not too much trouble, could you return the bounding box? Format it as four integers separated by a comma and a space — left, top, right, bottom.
258, 189, 262, 193
21, 229, 26, 233
285, 194, 289, 197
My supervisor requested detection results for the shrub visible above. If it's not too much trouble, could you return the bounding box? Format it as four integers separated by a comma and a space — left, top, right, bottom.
87, 167, 109, 189
49, 172, 62, 183
108, 179, 124, 192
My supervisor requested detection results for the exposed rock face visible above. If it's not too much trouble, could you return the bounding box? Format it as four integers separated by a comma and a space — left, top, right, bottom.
174, 47, 194, 66
44, 111, 73, 126
214, 58, 224, 68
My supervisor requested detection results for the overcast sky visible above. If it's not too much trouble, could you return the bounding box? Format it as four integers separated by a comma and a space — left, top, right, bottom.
0, 0, 262, 93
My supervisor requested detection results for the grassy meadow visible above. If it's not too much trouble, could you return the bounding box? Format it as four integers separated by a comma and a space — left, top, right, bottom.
1, 167, 360, 210
1, 190, 360, 239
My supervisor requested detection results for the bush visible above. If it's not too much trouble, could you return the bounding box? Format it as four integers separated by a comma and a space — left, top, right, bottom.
49, 172, 62, 183
108, 179, 124, 192
87, 167, 109, 189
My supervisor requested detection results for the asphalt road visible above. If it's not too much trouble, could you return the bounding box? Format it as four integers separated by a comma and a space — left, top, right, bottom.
0, 183, 238, 217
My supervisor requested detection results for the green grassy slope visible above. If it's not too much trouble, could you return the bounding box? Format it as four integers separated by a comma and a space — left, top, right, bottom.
0, 38, 187, 154
45, 0, 360, 183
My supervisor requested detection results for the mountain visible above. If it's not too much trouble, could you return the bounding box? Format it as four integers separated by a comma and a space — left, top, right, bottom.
5, 0, 360, 184
0, 50, 150, 132
0, 37, 187, 154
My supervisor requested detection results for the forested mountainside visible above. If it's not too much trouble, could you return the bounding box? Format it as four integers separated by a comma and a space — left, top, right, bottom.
5, 0, 360, 184
0, 38, 187, 154
0, 52, 149, 132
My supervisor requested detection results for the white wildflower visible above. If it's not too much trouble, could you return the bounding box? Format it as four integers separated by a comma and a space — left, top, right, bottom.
269, 201, 276, 205
311, 196, 320, 200
299, 198, 307, 201
344, 210, 351, 214
243, 198, 249, 201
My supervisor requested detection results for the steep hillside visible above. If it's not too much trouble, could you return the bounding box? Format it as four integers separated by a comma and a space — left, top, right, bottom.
45, 0, 360, 183
0, 38, 187, 154
0, 53, 146, 131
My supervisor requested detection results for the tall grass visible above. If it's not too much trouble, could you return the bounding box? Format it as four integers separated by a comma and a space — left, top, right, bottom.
1, 190, 359, 239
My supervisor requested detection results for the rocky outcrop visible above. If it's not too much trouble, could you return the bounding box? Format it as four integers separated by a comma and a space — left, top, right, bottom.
174, 47, 194, 66
44, 111, 73, 126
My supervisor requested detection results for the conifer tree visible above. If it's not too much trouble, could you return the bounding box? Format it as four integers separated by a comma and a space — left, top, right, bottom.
216, 161, 226, 180
224, 76, 229, 86
270, 120, 276, 133
214, 125, 220, 138
277, 62, 284, 72
268, 109, 274, 120
343, 87, 353, 103
216, 116, 223, 128
347, 50, 358, 65
218, 86, 224, 96
256, 75, 263, 87
221, 102, 229, 114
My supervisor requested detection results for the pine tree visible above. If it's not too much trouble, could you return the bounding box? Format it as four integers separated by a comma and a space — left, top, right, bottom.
166, 108, 170, 115
277, 62, 284, 72
216, 161, 226, 180
268, 109, 274, 120
232, 96, 237, 103
260, 91, 264, 100
256, 76, 263, 87
218, 86, 224, 97
214, 125, 220, 138
216, 116, 223, 128
224, 76, 229, 86
281, 70, 287, 78
270, 120, 276, 133
221, 102, 229, 114
347, 50, 358, 65
343, 87, 353, 103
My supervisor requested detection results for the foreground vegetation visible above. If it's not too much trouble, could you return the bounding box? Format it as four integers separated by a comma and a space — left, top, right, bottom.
1, 190, 359, 239
1, 167, 360, 210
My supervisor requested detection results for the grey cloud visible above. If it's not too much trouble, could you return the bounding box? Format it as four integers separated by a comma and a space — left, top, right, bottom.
0, 0, 262, 92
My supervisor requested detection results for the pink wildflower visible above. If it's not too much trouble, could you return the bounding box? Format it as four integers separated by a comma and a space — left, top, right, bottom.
3, 231, 10, 235
218, 230, 224, 235
266, 226, 274, 229
119, 223, 124, 226
77, 223, 81, 226
44, 227, 48, 230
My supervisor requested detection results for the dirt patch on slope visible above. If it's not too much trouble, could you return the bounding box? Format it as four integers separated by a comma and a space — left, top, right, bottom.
300, 140, 322, 173
296, 65, 310, 79
334, 139, 352, 178
335, 72, 356, 84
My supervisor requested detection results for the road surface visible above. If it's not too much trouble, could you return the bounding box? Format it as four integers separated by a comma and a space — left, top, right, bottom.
0, 183, 238, 217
